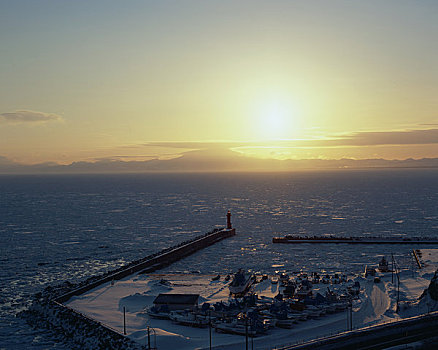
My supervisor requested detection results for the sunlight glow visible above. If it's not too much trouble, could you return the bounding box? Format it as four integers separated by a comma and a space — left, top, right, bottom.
254, 98, 300, 140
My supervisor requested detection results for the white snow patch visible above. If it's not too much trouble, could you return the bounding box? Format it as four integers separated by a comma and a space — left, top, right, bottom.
65, 249, 438, 349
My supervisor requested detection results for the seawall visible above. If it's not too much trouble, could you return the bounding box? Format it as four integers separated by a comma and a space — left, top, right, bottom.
55, 227, 235, 303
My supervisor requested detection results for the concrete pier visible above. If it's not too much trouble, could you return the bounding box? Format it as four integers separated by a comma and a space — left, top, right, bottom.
23, 215, 237, 349
273, 236, 438, 244
56, 227, 235, 304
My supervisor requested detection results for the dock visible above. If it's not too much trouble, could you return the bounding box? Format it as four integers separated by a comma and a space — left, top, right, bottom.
56, 227, 236, 303
273, 235, 438, 244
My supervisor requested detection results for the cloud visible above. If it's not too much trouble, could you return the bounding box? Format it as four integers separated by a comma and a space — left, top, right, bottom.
0, 110, 62, 124
0, 155, 17, 165
328, 128, 438, 146
144, 141, 242, 150
145, 129, 438, 151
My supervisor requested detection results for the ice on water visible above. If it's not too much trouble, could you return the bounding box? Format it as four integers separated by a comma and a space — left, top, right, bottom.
1, 170, 437, 348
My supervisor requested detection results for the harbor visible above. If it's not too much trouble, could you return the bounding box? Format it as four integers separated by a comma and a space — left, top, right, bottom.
64, 247, 438, 349
19, 212, 438, 349
22, 213, 237, 350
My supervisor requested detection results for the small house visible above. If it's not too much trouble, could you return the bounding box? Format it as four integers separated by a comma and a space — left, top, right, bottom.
153, 293, 199, 311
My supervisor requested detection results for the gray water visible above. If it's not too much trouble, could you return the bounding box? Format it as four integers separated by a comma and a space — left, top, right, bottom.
1, 169, 437, 348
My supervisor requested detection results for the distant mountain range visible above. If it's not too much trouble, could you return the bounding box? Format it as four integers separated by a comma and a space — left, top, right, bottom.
1, 150, 438, 174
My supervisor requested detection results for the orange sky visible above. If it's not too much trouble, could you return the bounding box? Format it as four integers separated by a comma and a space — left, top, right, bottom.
0, 1, 437, 165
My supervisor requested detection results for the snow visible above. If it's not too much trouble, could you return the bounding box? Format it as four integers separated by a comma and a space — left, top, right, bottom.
65, 249, 438, 349
351, 276, 391, 326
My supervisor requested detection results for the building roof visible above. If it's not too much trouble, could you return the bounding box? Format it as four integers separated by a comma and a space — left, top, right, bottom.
153, 293, 199, 305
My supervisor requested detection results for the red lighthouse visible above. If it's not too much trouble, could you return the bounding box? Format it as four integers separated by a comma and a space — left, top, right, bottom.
226, 210, 232, 229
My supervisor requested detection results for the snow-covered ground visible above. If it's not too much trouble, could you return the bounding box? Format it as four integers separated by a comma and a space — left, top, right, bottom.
67, 273, 350, 349
66, 249, 438, 350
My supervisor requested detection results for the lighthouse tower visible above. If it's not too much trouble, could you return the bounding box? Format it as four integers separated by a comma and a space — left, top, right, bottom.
226, 210, 232, 229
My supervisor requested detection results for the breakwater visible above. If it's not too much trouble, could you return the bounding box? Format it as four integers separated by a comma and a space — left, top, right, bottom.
55, 227, 235, 304
273, 235, 438, 244
21, 226, 236, 349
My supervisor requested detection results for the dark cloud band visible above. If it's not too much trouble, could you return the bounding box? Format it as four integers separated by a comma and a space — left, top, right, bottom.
0, 110, 62, 123
144, 128, 438, 150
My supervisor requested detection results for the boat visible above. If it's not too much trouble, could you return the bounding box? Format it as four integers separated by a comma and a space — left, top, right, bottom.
325, 288, 338, 303
212, 274, 221, 281
288, 311, 308, 321
169, 310, 209, 328
333, 301, 349, 311
365, 267, 376, 277
279, 273, 289, 285
321, 274, 330, 284
146, 306, 171, 319
378, 257, 389, 272
214, 319, 257, 336
315, 305, 326, 316
302, 305, 321, 319
258, 295, 274, 304
321, 303, 337, 314
311, 272, 320, 284
260, 316, 276, 329
283, 284, 295, 298
295, 284, 312, 299
275, 318, 295, 329
270, 276, 279, 284
347, 281, 360, 295
340, 274, 347, 282
229, 269, 254, 295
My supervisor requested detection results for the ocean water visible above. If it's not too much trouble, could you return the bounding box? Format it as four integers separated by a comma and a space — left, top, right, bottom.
1, 169, 437, 349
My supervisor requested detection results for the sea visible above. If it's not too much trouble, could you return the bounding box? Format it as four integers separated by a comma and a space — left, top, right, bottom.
1, 169, 437, 349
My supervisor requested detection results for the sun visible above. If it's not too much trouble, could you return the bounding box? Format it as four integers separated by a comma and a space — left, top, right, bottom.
262, 103, 286, 136
255, 99, 298, 140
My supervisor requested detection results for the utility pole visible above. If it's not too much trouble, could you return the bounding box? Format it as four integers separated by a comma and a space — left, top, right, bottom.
123, 306, 126, 335
397, 272, 400, 312
245, 316, 249, 350
393, 255, 400, 312
209, 311, 212, 350
147, 326, 151, 350
346, 301, 353, 331
412, 252, 414, 278
346, 304, 349, 331
349, 302, 353, 330
391, 253, 394, 284
251, 322, 254, 350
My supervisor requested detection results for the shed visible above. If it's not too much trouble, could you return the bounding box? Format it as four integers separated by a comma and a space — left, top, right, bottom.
153, 293, 200, 311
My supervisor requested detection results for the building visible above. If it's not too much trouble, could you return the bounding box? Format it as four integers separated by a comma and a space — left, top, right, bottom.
153, 293, 200, 311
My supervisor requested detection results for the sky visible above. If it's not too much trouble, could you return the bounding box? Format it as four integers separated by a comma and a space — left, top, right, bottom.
0, 0, 437, 165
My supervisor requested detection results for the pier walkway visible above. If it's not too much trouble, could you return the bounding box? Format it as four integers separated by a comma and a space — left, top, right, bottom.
55, 227, 235, 304
273, 236, 438, 244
